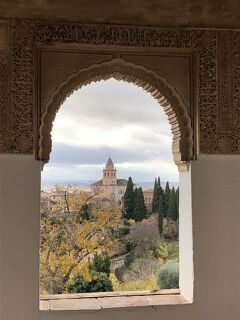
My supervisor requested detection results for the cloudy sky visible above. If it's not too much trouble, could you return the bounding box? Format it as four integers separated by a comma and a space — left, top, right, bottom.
41, 79, 179, 183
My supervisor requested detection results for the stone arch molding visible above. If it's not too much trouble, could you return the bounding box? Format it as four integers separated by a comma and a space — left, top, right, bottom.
38, 58, 193, 171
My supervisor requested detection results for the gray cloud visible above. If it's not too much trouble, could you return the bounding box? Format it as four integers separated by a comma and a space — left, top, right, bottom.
60, 79, 170, 131
50, 142, 172, 165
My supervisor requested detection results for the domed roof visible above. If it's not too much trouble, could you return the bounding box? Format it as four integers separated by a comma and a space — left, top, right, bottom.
106, 157, 114, 167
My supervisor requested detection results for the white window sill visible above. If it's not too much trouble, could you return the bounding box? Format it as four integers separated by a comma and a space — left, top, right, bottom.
40, 289, 190, 311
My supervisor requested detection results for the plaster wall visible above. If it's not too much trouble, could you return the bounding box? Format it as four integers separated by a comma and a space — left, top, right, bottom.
0, 154, 240, 320
179, 165, 193, 301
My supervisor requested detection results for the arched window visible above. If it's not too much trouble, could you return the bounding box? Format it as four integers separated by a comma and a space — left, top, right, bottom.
40, 66, 193, 308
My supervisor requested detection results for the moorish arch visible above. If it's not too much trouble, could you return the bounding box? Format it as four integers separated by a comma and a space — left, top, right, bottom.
38, 58, 194, 171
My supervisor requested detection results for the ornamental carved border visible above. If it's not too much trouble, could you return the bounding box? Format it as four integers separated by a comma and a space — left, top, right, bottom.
0, 52, 9, 152
33, 23, 217, 156
39, 58, 193, 170
7, 20, 34, 154
2, 20, 240, 155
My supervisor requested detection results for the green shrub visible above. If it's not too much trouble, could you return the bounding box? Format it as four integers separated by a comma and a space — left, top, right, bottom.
156, 240, 179, 262
86, 272, 113, 292
67, 272, 113, 293
115, 266, 127, 282
67, 275, 88, 293
115, 253, 134, 282
157, 260, 179, 289
124, 253, 134, 267
91, 253, 111, 276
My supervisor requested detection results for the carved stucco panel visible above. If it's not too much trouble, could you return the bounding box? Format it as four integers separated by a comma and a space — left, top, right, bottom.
0, 52, 9, 152
2, 20, 240, 156
39, 50, 115, 114
9, 20, 34, 154
34, 23, 216, 155
232, 32, 240, 152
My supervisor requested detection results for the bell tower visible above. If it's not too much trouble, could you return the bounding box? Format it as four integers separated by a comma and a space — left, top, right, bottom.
103, 157, 117, 185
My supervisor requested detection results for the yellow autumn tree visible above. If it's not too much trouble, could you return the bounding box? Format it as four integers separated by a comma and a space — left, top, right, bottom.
40, 186, 122, 294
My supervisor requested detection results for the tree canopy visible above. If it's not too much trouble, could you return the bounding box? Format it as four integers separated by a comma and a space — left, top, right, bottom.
123, 178, 147, 222
123, 177, 134, 219
167, 187, 179, 221
134, 187, 147, 221
40, 186, 122, 294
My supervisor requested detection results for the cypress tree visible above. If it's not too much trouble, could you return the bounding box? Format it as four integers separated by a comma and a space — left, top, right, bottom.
140, 187, 148, 221
152, 177, 162, 213
158, 194, 164, 236
176, 187, 179, 204
167, 187, 174, 219
158, 178, 164, 215
167, 187, 178, 221
164, 182, 170, 218
133, 188, 138, 219
134, 187, 147, 221
175, 187, 179, 221
152, 178, 158, 213
123, 177, 134, 219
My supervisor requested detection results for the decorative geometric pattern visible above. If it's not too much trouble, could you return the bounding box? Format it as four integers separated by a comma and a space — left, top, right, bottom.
1, 20, 239, 157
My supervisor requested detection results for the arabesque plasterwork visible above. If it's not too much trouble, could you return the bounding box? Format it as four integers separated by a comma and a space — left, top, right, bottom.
0, 20, 239, 161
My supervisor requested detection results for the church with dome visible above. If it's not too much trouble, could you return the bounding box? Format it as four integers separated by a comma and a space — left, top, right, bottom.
91, 157, 128, 203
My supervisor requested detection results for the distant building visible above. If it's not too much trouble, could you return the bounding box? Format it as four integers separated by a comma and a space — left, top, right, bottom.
143, 189, 154, 212
41, 190, 67, 213
91, 157, 127, 203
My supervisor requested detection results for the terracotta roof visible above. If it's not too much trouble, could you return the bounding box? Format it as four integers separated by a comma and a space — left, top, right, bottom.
117, 179, 128, 186
91, 179, 127, 186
